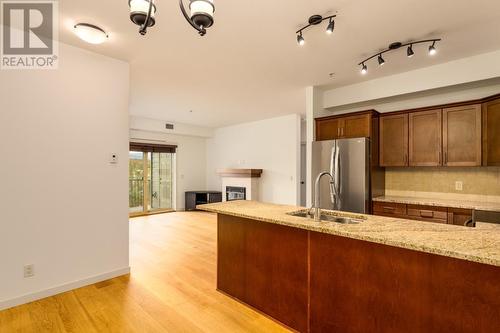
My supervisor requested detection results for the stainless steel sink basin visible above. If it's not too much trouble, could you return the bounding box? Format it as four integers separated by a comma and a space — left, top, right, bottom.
287, 210, 365, 224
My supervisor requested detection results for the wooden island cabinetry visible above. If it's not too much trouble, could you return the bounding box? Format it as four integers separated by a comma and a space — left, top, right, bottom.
215, 212, 499, 333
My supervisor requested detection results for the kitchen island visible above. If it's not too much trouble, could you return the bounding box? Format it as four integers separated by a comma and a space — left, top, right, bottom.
198, 201, 500, 333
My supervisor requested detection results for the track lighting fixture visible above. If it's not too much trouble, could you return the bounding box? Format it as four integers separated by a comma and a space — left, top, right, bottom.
297, 32, 305, 46
326, 18, 335, 34
407, 44, 415, 58
361, 63, 367, 75
358, 39, 441, 74
129, 0, 216, 36
428, 41, 437, 55
378, 54, 385, 66
296, 14, 337, 46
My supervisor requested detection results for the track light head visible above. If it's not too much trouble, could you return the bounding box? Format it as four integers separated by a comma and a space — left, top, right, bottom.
297, 33, 305, 46
378, 54, 385, 66
361, 63, 367, 75
326, 19, 335, 34
429, 41, 437, 55
407, 45, 414, 58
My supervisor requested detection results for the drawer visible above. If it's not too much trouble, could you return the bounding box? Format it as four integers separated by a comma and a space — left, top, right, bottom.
407, 204, 448, 223
373, 202, 407, 216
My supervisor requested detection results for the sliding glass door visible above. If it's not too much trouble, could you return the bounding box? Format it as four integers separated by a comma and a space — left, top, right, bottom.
129, 144, 176, 216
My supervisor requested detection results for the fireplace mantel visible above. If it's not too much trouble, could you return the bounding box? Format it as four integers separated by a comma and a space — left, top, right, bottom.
217, 169, 263, 178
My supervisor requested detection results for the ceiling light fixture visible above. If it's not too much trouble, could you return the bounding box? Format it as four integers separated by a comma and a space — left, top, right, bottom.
180, 0, 215, 36
296, 14, 337, 45
407, 44, 414, 58
358, 39, 441, 74
297, 32, 305, 46
326, 18, 335, 34
377, 54, 385, 66
129, 0, 216, 36
73, 23, 108, 44
428, 41, 437, 55
361, 63, 367, 75
129, 0, 156, 35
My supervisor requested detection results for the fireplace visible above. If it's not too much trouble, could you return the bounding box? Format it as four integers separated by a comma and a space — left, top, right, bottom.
218, 169, 262, 202
226, 186, 246, 201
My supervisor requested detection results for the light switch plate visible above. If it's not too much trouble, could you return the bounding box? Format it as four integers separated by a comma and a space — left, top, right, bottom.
24, 264, 34, 278
455, 181, 463, 191
109, 153, 118, 164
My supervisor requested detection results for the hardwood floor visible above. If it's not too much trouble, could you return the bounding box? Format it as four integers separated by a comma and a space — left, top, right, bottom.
0, 212, 290, 333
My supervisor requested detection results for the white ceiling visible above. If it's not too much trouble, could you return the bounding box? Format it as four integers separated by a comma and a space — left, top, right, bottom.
60, 0, 500, 127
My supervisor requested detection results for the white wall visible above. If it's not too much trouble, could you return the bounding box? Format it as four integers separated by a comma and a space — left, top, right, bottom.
129, 129, 207, 210
322, 49, 500, 110
0, 43, 130, 309
206, 114, 301, 206
130, 115, 214, 138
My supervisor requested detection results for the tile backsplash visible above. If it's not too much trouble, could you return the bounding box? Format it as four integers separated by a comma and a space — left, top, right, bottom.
385, 167, 500, 196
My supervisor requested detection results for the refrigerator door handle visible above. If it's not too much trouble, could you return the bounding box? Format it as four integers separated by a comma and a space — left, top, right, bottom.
335, 143, 341, 210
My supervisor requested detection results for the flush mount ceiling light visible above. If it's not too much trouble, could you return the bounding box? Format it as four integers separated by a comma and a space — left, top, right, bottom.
73, 23, 108, 44
358, 38, 441, 74
128, 0, 215, 36
296, 14, 337, 46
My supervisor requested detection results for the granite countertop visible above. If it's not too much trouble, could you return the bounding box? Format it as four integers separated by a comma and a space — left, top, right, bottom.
198, 201, 500, 267
373, 195, 500, 212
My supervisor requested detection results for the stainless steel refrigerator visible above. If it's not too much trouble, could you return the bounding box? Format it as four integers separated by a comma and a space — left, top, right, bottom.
311, 138, 370, 214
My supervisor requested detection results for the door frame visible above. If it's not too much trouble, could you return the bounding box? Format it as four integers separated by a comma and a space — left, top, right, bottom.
129, 151, 175, 218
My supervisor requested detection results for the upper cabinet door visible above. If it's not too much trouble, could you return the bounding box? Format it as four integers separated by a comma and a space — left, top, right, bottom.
442, 105, 482, 166
409, 109, 442, 166
379, 114, 408, 167
343, 114, 371, 138
482, 98, 500, 166
315, 118, 342, 141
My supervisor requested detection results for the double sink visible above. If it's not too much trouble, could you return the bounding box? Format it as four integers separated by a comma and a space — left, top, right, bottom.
287, 209, 366, 224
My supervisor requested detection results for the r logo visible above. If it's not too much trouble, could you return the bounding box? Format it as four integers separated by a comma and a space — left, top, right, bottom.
2, 2, 53, 54
1, 1, 58, 69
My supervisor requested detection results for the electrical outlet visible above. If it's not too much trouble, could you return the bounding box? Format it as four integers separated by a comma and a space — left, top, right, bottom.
24, 264, 34, 278
455, 181, 463, 191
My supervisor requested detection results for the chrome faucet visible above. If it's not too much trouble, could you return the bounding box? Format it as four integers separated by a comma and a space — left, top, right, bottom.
312, 171, 335, 221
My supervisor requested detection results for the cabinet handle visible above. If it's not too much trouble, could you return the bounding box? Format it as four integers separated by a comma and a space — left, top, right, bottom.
341, 127, 344, 136
444, 152, 448, 165
383, 206, 396, 211
337, 128, 340, 137
439, 151, 442, 165
420, 210, 434, 218
404, 154, 408, 166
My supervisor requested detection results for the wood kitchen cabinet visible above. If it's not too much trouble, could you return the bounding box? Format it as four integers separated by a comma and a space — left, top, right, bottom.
379, 114, 409, 166
482, 97, 500, 166
442, 104, 482, 166
447, 208, 473, 226
315, 118, 342, 141
409, 109, 442, 166
315, 111, 375, 141
373, 201, 475, 227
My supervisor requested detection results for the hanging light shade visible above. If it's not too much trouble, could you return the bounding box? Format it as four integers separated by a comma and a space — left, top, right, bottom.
129, 0, 156, 27
189, 0, 215, 29
179, 0, 215, 36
